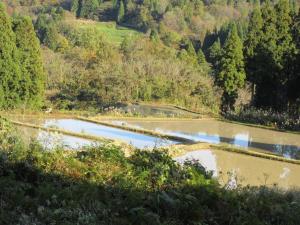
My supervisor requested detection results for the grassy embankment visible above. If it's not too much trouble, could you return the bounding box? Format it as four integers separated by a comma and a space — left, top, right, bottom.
1, 117, 300, 225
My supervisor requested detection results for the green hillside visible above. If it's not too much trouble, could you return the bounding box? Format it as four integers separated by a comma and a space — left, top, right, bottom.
64, 17, 141, 46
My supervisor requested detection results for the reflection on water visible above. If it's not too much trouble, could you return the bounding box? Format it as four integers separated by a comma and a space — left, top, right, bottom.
18, 127, 94, 150
176, 150, 218, 177
108, 119, 300, 159
174, 149, 300, 189
18, 118, 177, 149
37, 131, 94, 150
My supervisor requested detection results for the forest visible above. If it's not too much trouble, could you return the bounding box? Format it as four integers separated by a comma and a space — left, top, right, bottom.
1, 0, 299, 126
0, 0, 300, 224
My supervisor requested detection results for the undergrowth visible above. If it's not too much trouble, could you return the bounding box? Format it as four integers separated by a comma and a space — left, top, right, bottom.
225, 107, 300, 131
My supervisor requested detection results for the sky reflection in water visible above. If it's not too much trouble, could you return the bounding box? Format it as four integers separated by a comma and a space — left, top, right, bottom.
108, 120, 300, 159
43, 119, 177, 149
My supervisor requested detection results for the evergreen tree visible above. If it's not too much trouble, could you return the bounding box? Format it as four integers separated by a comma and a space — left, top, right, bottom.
178, 38, 198, 65
275, 0, 296, 108
197, 48, 210, 73
44, 25, 59, 51
208, 38, 223, 76
0, 3, 21, 108
217, 25, 246, 112
13, 16, 45, 108
202, 30, 218, 51
253, 0, 295, 110
287, 9, 300, 108
197, 49, 207, 65
80, 0, 99, 19
117, 0, 125, 23
35, 14, 48, 42
244, 8, 263, 100
244, 8, 263, 59
294, 10, 300, 50
275, 0, 295, 66
186, 40, 197, 57
249, 0, 278, 109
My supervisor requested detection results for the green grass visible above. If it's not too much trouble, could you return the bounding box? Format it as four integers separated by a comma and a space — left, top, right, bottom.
75, 20, 141, 46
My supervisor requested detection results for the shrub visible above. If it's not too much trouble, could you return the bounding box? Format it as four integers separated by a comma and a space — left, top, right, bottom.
225, 107, 300, 131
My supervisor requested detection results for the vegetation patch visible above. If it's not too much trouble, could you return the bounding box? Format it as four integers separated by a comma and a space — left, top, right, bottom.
224, 108, 300, 132
70, 19, 141, 46
1, 117, 300, 225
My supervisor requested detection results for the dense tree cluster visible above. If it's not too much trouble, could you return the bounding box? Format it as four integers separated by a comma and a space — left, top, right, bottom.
204, 0, 300, 113
2, 0, 300, 116
44, 29, 219, 112
34, 6, 67, 51
66, 0, 255, 40
244, 0, 300, 112
71, 0, 101, 19
0, 3, 45, 109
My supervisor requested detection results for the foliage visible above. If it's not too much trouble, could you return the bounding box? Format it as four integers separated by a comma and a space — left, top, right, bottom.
45, 24, 219, 113
34, 6, 66, 51
0, 3, 21, 108
207, 38, 222, 76
217, 24, 246, 112
117, 0, 125, 23
2, 0, 300, 121
13, 16, 45, 108
0, 119, 300, 224
225, 107, 300, 131
244, 0, 299, 112
244, 7, 263, 85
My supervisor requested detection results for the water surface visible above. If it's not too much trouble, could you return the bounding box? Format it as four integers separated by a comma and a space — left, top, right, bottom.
44, 119, 177, 148
106, 119, 300, 159
18, 126, 94, 150
175, 149, 300, 189
15, 117, 178, 149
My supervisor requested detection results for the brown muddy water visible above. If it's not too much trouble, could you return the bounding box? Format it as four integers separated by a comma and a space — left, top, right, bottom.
175, 149, 300, 189
18, 126, 95, 150
105, 119, 300, 159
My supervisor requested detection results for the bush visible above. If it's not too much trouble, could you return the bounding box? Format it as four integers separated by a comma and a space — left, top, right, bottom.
225, 107, 300, 131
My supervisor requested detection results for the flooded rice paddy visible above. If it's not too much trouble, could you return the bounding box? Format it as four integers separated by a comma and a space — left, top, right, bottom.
15, 117, 177, 149
175, 149, 300, 189
105, 119, 300, 159
18, 126, 94, 150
